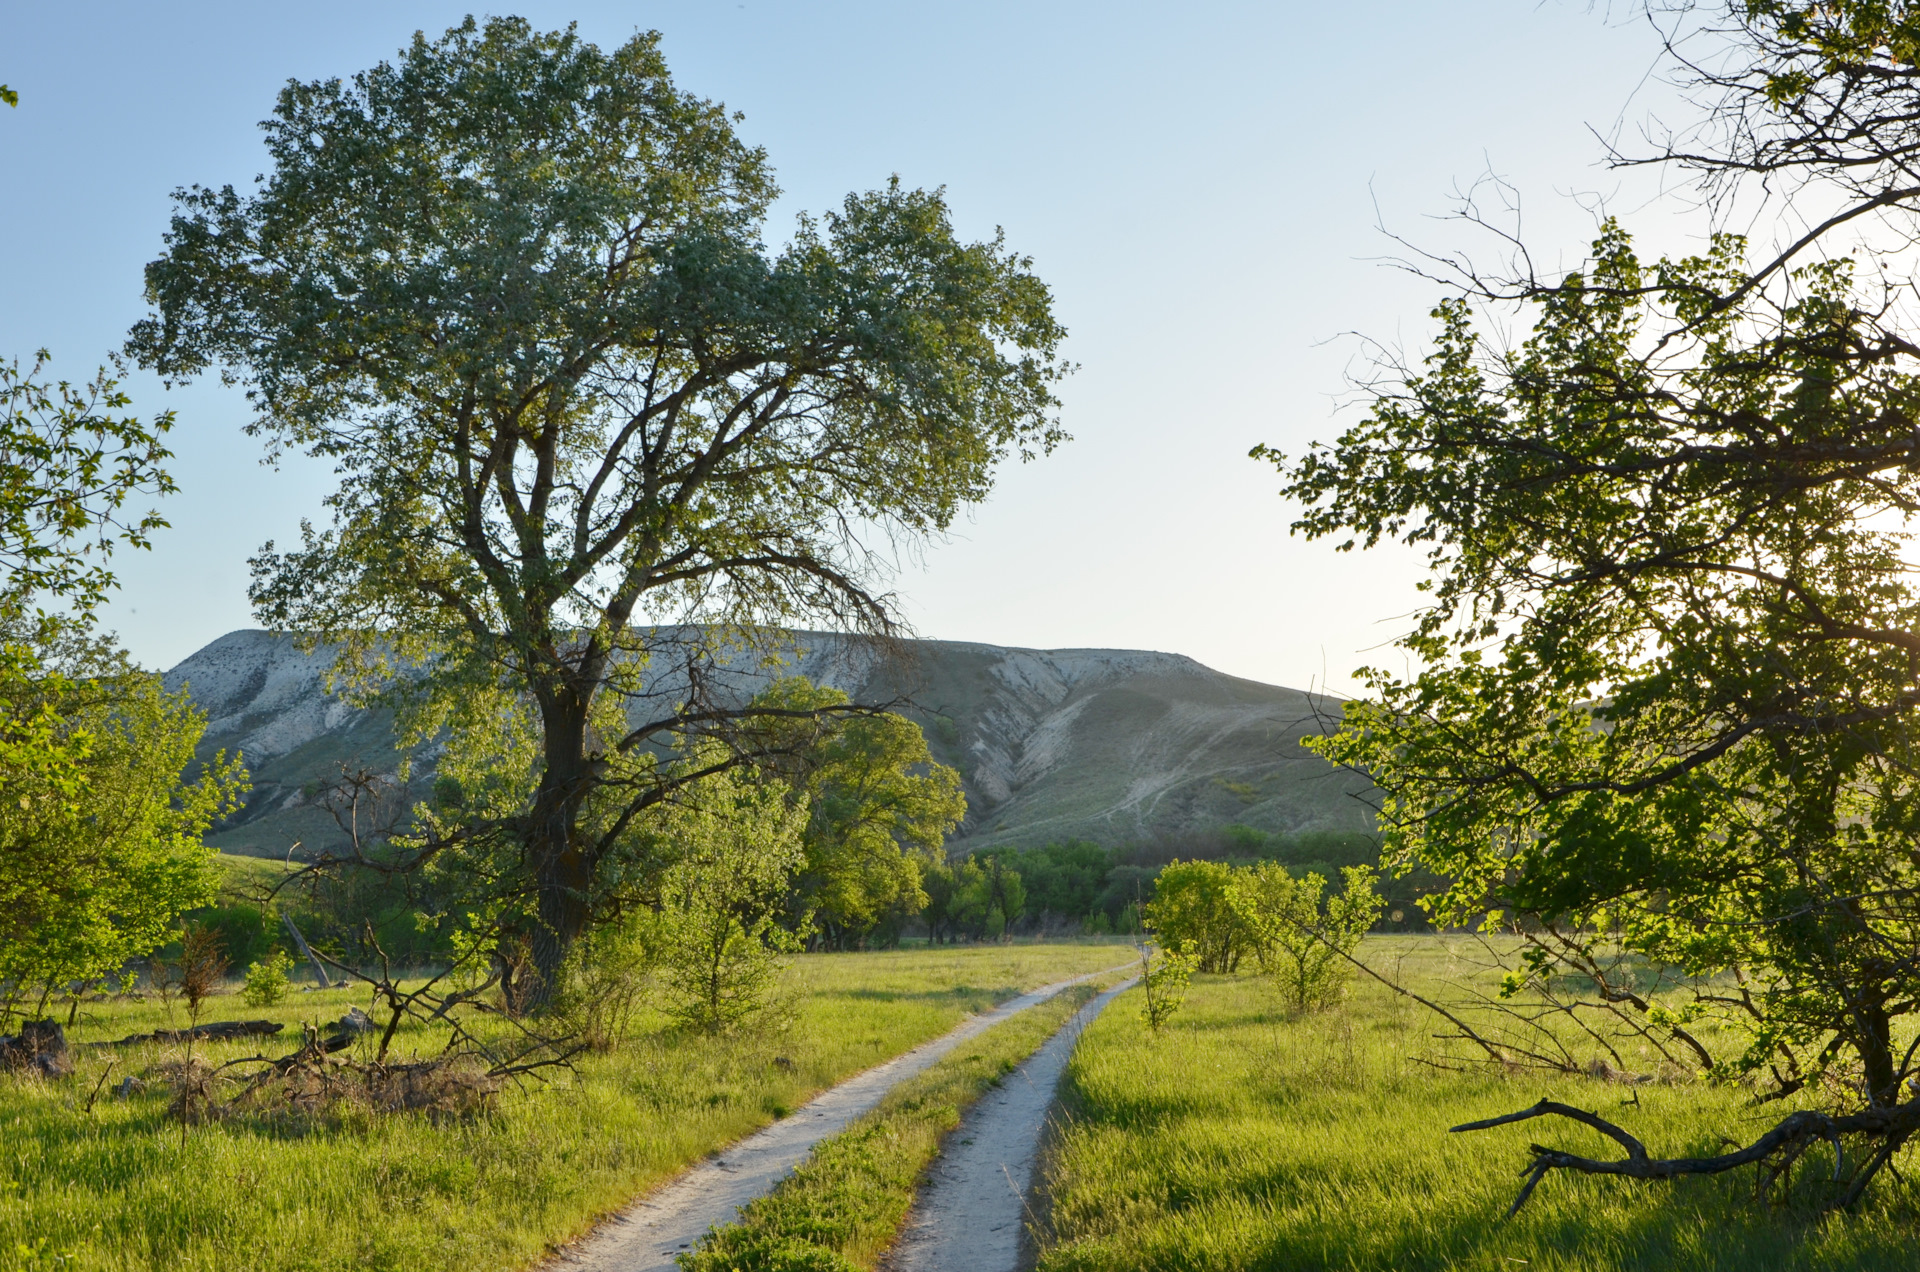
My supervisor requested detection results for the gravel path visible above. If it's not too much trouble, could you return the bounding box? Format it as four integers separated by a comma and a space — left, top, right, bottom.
883, 977, 1138, 1272
544, 966, 1129, 1272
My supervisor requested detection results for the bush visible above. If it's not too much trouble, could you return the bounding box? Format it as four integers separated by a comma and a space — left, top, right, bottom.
1235, 863, 1383, 1011
242, 947, 293, 1008
557, 916, 650, 1050
1144, 860, 1256, 973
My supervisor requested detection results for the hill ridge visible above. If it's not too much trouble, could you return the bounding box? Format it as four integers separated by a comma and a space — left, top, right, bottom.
164, 629, 1374, 856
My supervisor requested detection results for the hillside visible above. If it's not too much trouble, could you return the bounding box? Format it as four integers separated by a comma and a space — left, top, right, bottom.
164, 629, 1376, 858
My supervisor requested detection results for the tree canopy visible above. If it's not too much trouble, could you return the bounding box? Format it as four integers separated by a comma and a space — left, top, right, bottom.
1261, 0, 1920, 1197
129, 17, 1065, 1000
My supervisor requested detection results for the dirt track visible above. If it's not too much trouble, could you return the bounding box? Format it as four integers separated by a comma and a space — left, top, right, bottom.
544, 967, 1128, 1272
883, 977, 1137, 1272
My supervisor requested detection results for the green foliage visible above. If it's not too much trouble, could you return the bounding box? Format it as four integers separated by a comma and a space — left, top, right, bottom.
1142, 860, 1256, 973
1269, 219, 1920, 1102
651, 766, 809, 1034
241, 947, 293, 1008
0, 354, 174, 627
1138, 940, 1194, 1033
131, 15, 1066, 999
1006, 840, 1114, 921
1235, 863, 1384, 1012
192, 903, 275, 972
922, 852, 1027, 942
0, 636, 247, 1023
756, 680, 965, 950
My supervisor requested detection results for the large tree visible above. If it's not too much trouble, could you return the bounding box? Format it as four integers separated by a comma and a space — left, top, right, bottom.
1262, 0, 1920, 1206
130, 18, 1066, 1001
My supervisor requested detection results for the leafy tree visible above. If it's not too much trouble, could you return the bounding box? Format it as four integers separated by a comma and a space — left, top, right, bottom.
972, 852, 1026, 940
649, 762, 809, 1033
757, 680, 964, 949
0, 353, 230, 1028
1008, 840, 1113, 922
1270, 219, 1920, 1103
1234, 862, 1382, 1012
920, 857, 967, 944
0, 635, 247, 1025
1144, 859, 1254, 974
129, 18, 1066, 1004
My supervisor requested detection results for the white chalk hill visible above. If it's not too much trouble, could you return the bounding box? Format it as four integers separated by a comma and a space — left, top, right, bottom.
165, 629, 1374, 858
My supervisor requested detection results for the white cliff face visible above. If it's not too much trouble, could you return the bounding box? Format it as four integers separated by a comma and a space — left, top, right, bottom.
162, 630, 349, 762
168, 630, 1372, 856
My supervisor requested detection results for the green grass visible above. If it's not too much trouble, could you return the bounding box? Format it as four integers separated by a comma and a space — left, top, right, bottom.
0, 943, 1127, 1272
1039, 937, 1920, 1272
683, 977, 1116, 1272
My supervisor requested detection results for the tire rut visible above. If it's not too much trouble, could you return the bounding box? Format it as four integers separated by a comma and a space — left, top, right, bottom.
883, 977, 1137, 1272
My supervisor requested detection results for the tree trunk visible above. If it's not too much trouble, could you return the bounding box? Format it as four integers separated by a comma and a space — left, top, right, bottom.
1854, 998, 1899, 1106
520, 695, 599, 1011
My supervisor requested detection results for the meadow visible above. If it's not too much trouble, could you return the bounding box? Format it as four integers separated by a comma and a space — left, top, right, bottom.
0, 942, 1126, 1272
1039, 936, 1920, 1272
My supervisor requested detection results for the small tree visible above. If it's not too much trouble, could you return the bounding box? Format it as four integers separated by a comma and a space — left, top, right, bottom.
1144, 860, 1255, 973
1139, 939, 1195, 1034
652, 767, 809, 1034
754, 680, 965, 950
1236, 863, 1383, 1012
241, 948, 292, 1008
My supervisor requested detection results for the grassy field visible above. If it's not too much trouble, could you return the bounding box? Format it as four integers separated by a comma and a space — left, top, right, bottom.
0, 943, 1128, 1272
1040, 936, 1920, 1272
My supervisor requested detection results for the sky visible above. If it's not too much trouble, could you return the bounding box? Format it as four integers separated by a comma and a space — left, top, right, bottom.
0, 1, 1703, 692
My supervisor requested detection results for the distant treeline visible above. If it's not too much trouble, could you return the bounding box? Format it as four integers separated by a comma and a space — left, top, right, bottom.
184, 824, 1432, 972
917, 825, 1436, 944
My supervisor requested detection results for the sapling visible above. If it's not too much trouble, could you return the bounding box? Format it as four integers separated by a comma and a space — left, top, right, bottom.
1139, 940, 1195, 1034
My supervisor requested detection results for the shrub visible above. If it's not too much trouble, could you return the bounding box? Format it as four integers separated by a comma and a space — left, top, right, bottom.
241, 947, 293, 1008
1235, 863, 1384, 1011
176, 922, 228, 1024
557, 916, 651, 1050
1144, 860, 1256, 972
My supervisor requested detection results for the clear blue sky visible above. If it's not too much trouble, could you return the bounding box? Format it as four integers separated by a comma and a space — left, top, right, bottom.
0, 2, 1688, 690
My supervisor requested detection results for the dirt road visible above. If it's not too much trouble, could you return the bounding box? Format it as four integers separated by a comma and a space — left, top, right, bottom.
883, 977, 1137, 1272
545, 967, 1128, 1272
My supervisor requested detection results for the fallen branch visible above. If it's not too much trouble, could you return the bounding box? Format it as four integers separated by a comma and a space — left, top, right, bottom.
1453, 1097, 1920, 1215
86, 1020, 285, 1048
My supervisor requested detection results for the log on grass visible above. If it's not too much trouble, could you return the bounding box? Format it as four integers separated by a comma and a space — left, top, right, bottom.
95, 1020, 286, 1047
